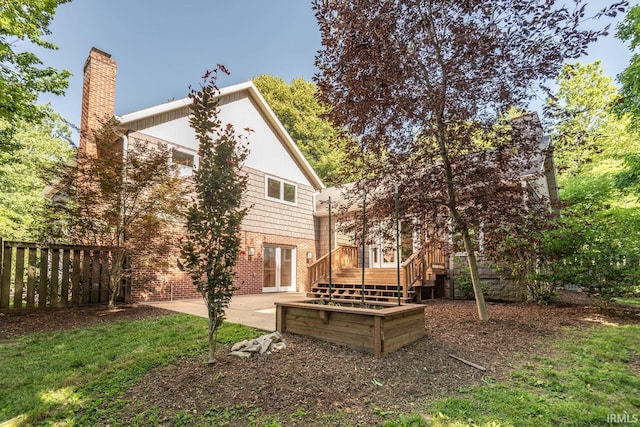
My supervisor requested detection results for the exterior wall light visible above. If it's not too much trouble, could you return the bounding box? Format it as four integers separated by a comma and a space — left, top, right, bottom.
248, 247, 256, 257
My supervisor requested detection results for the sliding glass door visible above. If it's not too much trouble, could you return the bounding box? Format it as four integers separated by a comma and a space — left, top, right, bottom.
263, 245, 296, 292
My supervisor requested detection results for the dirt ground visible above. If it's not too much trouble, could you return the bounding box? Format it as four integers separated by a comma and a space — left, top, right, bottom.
2, 299, 639, 426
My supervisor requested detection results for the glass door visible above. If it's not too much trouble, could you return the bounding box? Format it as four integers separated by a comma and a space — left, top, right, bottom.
370, 244, 397, 268
369, 223, 398, 268
263, 245, 296, 292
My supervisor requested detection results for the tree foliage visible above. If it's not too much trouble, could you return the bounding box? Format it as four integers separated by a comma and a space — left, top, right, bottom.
0, 0, 71, 151
43, 119, 187, 308
181, 67, 250, 364
252, 75, 349, 184
0, 104, 74, 240
547, 61, 637, 175
615, 4, 640, 122
546, 161, 640, 303
313, 0, 625, 318
545, 58, 640, 303
615, 5, 640, 196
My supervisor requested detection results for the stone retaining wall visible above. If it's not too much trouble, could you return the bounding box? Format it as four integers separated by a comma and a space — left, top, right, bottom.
448, 254, 524, 302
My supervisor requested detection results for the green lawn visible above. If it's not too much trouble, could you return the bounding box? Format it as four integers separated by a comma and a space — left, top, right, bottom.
1, 312, 638, 426
420, 323, 640, 427
614, 296, 640, 307
0, 314, 262, 426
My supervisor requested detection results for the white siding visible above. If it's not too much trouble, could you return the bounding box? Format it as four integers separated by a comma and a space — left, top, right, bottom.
136, 94, 314, 187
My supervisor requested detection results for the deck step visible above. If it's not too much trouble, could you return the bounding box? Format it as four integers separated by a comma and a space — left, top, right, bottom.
306, 281, 416, 304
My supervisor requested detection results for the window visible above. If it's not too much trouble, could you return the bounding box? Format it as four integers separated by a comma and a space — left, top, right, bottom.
171, 148, 196, 177
265, 176, 297, 205
267, 178, 281, 199
283, 182, 296, 203
172, 149, 194, 167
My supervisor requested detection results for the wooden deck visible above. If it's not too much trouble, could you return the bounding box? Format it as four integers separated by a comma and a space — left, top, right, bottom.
306, 243, 447, 303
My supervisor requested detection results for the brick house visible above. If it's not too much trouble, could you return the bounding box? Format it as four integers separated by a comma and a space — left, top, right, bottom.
81, 48, 559, 303
81, 48, 326, 301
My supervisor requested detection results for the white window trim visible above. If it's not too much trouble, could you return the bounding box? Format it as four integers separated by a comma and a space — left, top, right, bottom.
264, 175, 298, 206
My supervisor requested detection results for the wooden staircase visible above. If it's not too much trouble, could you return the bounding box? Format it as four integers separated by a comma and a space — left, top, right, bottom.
306, 243, 447, 304
309, 268, 417, 303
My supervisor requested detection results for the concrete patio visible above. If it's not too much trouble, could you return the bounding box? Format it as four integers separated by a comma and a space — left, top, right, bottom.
142, 292, 307, 331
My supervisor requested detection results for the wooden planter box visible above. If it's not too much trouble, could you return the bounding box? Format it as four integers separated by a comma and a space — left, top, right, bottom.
275, 299, 425, 356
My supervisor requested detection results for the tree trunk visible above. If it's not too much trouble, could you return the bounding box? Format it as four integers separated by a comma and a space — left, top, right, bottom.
207, 313, 218, 364
108, 249, 126, 309
460, 225, 489, 321
436, 116, 489, 321
108, 275, 118, 309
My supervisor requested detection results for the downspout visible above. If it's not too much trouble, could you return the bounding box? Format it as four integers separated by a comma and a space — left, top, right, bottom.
118, 130, 130, 301
118, 130, 128, 246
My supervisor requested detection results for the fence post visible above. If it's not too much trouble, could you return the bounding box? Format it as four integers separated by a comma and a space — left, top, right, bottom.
0, 237, 11, 309
0, 236, 3, 281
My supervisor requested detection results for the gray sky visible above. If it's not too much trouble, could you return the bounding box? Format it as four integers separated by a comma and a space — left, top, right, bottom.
33, 1, 639, 142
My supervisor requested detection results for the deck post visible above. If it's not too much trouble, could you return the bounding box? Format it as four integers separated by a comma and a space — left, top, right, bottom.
328, 196, 332, 303
395, 184, 401, 306
361, 191, 366, 303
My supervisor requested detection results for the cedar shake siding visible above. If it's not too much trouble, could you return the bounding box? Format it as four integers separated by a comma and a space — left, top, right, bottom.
121, 141, 318, 301
315, 216, 354, 258
242, 166, 315, 241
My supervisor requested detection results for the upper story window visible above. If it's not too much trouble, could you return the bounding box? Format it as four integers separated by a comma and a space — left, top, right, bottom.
266, 176, 297, 205
171, 148, 196, 176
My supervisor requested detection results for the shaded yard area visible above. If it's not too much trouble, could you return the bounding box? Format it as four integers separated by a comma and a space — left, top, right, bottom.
1, 300, 639, 426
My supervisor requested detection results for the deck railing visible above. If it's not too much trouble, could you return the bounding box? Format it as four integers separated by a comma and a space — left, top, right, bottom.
307, 245, 358, 288
401, 248, 425, 299
307, 241, 447, 301
426, 240, 446, 269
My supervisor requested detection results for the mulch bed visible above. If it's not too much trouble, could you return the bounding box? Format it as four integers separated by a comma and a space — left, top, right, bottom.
0, 304, 174, 339
2, 299, 638, 426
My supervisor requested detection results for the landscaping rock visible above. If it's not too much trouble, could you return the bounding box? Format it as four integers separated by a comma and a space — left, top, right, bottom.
229, 351, 252, 359
272, 342, 287, 352
259, 337, 271, 354
229, 332, 287, 358
231, 340, 249, 352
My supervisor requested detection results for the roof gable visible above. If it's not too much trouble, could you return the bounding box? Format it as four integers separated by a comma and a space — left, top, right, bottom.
118, 81, 324, 189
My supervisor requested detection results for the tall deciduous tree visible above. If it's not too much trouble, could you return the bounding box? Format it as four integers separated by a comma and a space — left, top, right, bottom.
252, 75, 349, 184
313, 0, 626, 320
544, 59, 640, 303
616, 4, 640, 122
181, 67, 250, 364
44, 119, 186, 308
615, 5, 640, 195
547, 61, 637, 175
0, 0, 71, 152
0, 104, 74, 240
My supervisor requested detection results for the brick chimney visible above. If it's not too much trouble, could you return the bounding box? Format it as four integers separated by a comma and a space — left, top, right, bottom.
79, 48, 117, 157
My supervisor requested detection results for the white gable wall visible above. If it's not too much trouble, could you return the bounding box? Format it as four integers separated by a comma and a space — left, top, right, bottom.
134, 94, 314, 187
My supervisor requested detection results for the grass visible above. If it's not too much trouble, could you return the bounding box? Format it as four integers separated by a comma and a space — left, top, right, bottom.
2, 310, 639, 426
423, 323, 640, 426
614, 296, 640, 307
0, 314, 262, 426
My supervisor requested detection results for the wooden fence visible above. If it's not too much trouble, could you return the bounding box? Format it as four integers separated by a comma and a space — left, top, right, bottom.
0, 238, 129, 310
